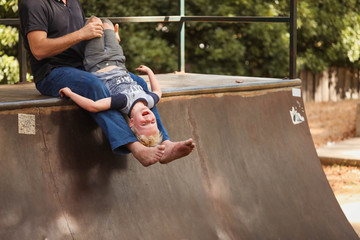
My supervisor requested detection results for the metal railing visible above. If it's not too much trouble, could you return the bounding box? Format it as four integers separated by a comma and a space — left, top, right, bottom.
0, 0, 297, 82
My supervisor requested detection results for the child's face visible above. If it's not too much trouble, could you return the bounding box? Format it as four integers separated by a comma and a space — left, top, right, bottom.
130, 106, 158, 136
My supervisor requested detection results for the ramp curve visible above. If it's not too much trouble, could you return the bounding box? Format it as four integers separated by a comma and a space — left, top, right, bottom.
0, 82, 358, 239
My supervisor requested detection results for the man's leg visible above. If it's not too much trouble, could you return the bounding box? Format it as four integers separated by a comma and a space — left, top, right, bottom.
37, 67, 137, 151
36, 67, 164, 166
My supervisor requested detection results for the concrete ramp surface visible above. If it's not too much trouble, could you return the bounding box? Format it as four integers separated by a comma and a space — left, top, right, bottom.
0, 78, 358, 239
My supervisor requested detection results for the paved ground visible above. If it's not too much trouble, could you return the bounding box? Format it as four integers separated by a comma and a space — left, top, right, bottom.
319, 142, 360, 236
306, 99, 360, 237
341, 201, 360, 236
317, 138, 360, 166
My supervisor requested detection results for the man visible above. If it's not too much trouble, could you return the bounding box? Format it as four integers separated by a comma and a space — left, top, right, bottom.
19, 0, 194, 167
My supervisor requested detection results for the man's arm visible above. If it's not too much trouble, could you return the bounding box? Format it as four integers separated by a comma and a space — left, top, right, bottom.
27, 17, 103, 61
136, 65, 162, 99
59, 87, 111, 113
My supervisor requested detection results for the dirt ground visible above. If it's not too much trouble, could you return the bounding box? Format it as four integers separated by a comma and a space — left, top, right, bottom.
305, 100, 357, 149
305, 99, 360, 204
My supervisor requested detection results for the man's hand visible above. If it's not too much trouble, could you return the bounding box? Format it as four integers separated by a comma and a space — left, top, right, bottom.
27, 16, 103, 61
79, 16, 103, 40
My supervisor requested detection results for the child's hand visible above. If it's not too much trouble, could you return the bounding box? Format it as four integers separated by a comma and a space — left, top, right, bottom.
59, 87, 72, 97
136, 65, 152, 74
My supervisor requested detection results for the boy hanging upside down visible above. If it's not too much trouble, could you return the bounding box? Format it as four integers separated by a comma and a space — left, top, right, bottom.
59, 17, 195, 166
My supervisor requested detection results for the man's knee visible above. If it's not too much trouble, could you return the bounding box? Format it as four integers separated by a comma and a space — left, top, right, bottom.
79, 74, 109, 100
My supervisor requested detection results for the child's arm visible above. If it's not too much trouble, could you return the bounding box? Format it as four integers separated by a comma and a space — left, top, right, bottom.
136, 65, 162, 99
59, 87, 111, 112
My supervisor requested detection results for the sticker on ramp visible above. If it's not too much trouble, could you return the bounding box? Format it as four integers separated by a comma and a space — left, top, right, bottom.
18, 113, 36, 135
292, 88, 301, 97
289, 107, 305, 125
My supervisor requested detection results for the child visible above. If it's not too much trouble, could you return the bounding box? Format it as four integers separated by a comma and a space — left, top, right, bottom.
60, 17, 195, 165
60, 65, 162, 147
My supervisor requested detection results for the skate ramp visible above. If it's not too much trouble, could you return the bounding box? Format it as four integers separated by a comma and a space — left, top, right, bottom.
0, 78, 358, 239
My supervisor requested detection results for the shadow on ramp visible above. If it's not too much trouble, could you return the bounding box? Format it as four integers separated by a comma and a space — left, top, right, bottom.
0, 87, 358, 239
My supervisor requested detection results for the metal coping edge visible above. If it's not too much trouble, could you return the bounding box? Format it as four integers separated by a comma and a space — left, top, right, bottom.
0, 79, 301, 111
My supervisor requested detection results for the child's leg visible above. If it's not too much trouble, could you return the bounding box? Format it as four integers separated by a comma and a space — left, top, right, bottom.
83, 30, 106, 72
102, 19, 126, 65
103, 29, 125, 58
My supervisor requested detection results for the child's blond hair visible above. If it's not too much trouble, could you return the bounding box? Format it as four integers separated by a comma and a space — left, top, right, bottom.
131, 126, 163, 147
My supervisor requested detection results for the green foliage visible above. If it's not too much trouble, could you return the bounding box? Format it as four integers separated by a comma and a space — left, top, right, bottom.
81, 0, 179, 18
80, 0, 179, 73
0, 24, 32, 84
0, 0, 17, 17
184, 0, 290, 77
82, 0, 292, 77
2, 0, 360, 82
0, 0, 32, 84
185, 23, 247, 75
297, 0, 360, 72
341, 13, 360, 64
120, 25, 177, 73
0, 24, 18, 55
0, 55, 18, 84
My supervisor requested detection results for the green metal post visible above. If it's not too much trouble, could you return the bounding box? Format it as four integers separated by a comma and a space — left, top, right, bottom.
178, 0, 185, 73
18, 0, 27, 83
18, 33, 27, 83
289, 0, 297, 79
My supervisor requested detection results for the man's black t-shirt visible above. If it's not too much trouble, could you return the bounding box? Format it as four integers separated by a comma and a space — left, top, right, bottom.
19, 0, 86, 83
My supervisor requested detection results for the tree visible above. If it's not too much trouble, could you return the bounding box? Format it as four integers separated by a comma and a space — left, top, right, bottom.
80, 0, 179, 73
2, 0, 360, 82
297, 0, 360, 73
0, 0, 32, 84
81, 0, 291, 77
183, 0, 290, 77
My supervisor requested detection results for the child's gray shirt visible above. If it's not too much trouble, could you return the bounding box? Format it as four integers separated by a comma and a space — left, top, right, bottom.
92, 68, 159, 117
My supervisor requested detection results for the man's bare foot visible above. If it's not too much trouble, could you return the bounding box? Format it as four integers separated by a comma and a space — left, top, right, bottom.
127, 142, 165, 167
160, 139, 195, 164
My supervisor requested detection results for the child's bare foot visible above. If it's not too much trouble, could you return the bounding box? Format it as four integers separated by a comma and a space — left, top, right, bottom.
102, 19, 114, 30
127, 142, 165, 167
102, 19, 120, 42
160, 139, 195, 164
86, 16, 102, 25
